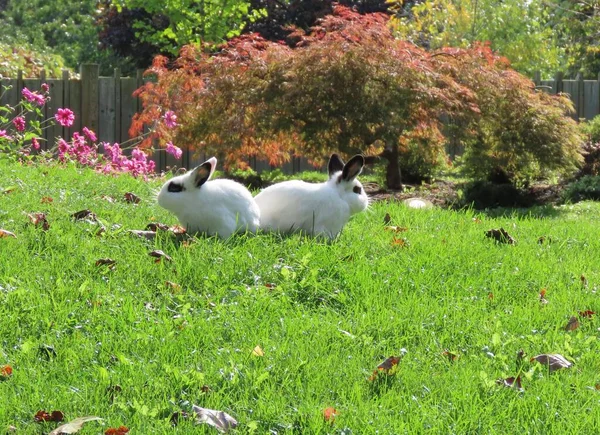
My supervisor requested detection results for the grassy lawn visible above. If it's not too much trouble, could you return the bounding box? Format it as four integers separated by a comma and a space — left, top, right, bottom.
2, 159, 600, 434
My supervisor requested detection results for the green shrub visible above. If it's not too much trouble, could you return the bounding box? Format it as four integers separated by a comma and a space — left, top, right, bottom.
562, 175, 600, 203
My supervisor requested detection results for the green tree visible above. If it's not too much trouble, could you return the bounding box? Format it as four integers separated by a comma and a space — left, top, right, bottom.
109, 0, 265, 54
391, 0, 563, 76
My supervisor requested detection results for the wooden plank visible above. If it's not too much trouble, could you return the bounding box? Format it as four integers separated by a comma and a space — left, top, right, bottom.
114, 68, 121, 144
80, 64, 99, 133
552, 71, 564, 94
45, 79, 64, 150
0, 78, 19, 110
584, 81, 598, 121
98, 77, 116, 144
120, 77, 138, 144
62, 70, 70, 144
68, 78, 82, 140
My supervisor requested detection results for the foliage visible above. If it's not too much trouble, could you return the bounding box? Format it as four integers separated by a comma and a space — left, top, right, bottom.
107, 0, 265, 55
437, 44, 584, 186
547, 0, 600, 78
391, 0, 563, 76
0, 41, 65, 78
0, 0, 130, 76
562, 175, 600, 202
576, 115, 600, 177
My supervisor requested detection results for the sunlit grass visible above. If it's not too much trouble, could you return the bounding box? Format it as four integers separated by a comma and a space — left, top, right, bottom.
1, 159, 600, 433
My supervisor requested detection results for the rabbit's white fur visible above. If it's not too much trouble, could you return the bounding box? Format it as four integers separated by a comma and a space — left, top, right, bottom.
157, 157, 260, 238
255, 154, 368, 239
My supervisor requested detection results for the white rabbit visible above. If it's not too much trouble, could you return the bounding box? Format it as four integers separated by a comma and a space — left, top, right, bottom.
157, 157, 260, 238
254, 154, 369, 239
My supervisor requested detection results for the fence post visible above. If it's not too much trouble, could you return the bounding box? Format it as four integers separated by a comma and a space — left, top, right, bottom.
533, 71, 541, 87
576, 73, 585, 120
552, 71, 564, 94
16, 70, 23, 99
80, 64, 99, 133
39, 69, 48, 149
114, 68, 121, 145
62, 70, 70, 144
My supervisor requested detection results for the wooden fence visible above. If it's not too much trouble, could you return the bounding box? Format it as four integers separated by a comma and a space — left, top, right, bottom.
3, 65, 600, 173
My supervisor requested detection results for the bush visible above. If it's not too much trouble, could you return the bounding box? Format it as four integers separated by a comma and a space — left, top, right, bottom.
577, 115, 600, 177
562, 175, 600, 203
459, 181, 530, 209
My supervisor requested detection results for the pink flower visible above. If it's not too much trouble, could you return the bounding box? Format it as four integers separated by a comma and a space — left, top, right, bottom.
0, 129, 12, 140
57, 138, 71, 160
82, 127, 97, 142
55, 108, 75, 127
41, 83, 49, 93
165, 141, 183, 159
12, 116, 25, 132
32, 137, 40, 150
22, 87, 45, 106
163, 110, 178, 128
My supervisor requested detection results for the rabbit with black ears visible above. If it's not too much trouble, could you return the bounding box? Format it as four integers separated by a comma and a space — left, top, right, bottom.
157, 157, 260, 238
254, 154, 369, 240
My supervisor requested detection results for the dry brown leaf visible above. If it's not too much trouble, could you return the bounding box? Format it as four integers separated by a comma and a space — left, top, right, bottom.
383, 213, 391, 224
369, 355, 401, 381
251, 345, 264, 357
530, 354, 573, 372
48, 416, 102, 435
71, 209, 97, 221
149, 250, 172, 262
124, 192, 140, 204
564, 316, 579, 331
104, 425, 129, 435
100, 195, 116, 203
146, 222, 170, 232
472, 217, 482, 224
323, 407, 338, 423
95, 258, 117, 269
391, 237, 409, 248
34, 410, 64, 422
0, 229, 16, 238
579, 310, 595, 318
192, 405, 237, 433
442, 350, 458, 362
129, 230, 157, 240
581, 274, 588, 288
496, 376, 523, 391
27, 212, 50, 231
485, 228, 516, 244
41, 196, 53, 204
539, 288, 548, 305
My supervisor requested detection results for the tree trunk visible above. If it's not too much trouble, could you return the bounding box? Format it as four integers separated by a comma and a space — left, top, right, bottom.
380, 142, 402, 191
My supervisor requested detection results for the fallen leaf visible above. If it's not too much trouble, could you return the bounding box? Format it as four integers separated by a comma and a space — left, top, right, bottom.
530, 354, 573, 372
104, 425, 129, 435
496, 376, 523, 391
391, 237, 409, 248
192, 405, 237, 433
95, 258, 117, 269
170, 225, 187, 235
251, 345, 264, 357
129, 230, 157, 240
488, 292, 494, 300
384, 225, 408, 233
41, 196, 53, 204
0, 364, 12, 379
201, 385, 212, 393
0, 229, 17, 238
100, 195, 116, 203
472, 217, 482, 224
170, 411, 190, 427
27, 212, 50, 231
564, 316, 579, 331
442, 351, 458, 362
165, 281, 181, 291
537, 236, 553, 244
369, 355, 401, 381
2, 186, 16, 194
581, 274, 588, 288
383, 213, 391, 224
146, 222, 170, 232
149, 250, 172, 263
124, 192, 140, 204
484, 228, 516, 244
48, 416, 102, 435
579, 310, 595, 318
323, 407, 338, 423
71, 209, 97, 221
539, 288, 548, 305
34, 410, 64, 422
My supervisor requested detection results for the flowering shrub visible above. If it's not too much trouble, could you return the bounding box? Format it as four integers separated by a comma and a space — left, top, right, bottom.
0, 83, 182, 178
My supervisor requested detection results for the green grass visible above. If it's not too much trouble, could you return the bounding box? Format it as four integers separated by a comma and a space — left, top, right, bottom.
2, 159, 600, 434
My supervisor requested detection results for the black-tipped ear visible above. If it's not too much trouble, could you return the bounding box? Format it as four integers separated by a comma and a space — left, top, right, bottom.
192, 157, 217, 188
341, 155, 364, 182
328, 154, 345, 178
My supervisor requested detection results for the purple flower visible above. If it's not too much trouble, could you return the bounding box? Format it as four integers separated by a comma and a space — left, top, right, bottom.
82, 127, 97, 142
32, 137, 40, 150
165, 141, 183, 159
163, 110, 178, 129
0, 129, 12, 140
22, 87, 46, 106
12, 116, 26, 132
55, 108, 75, 127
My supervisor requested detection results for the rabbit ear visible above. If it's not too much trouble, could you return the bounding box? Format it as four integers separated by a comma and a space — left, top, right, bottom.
192, 157, 217, 187
341, 155, 364, 182
328, 154, 345, 178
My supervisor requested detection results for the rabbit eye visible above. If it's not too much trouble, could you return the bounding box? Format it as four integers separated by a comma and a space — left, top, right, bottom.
353, 186, 362, 194
168, 182, 184, 193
